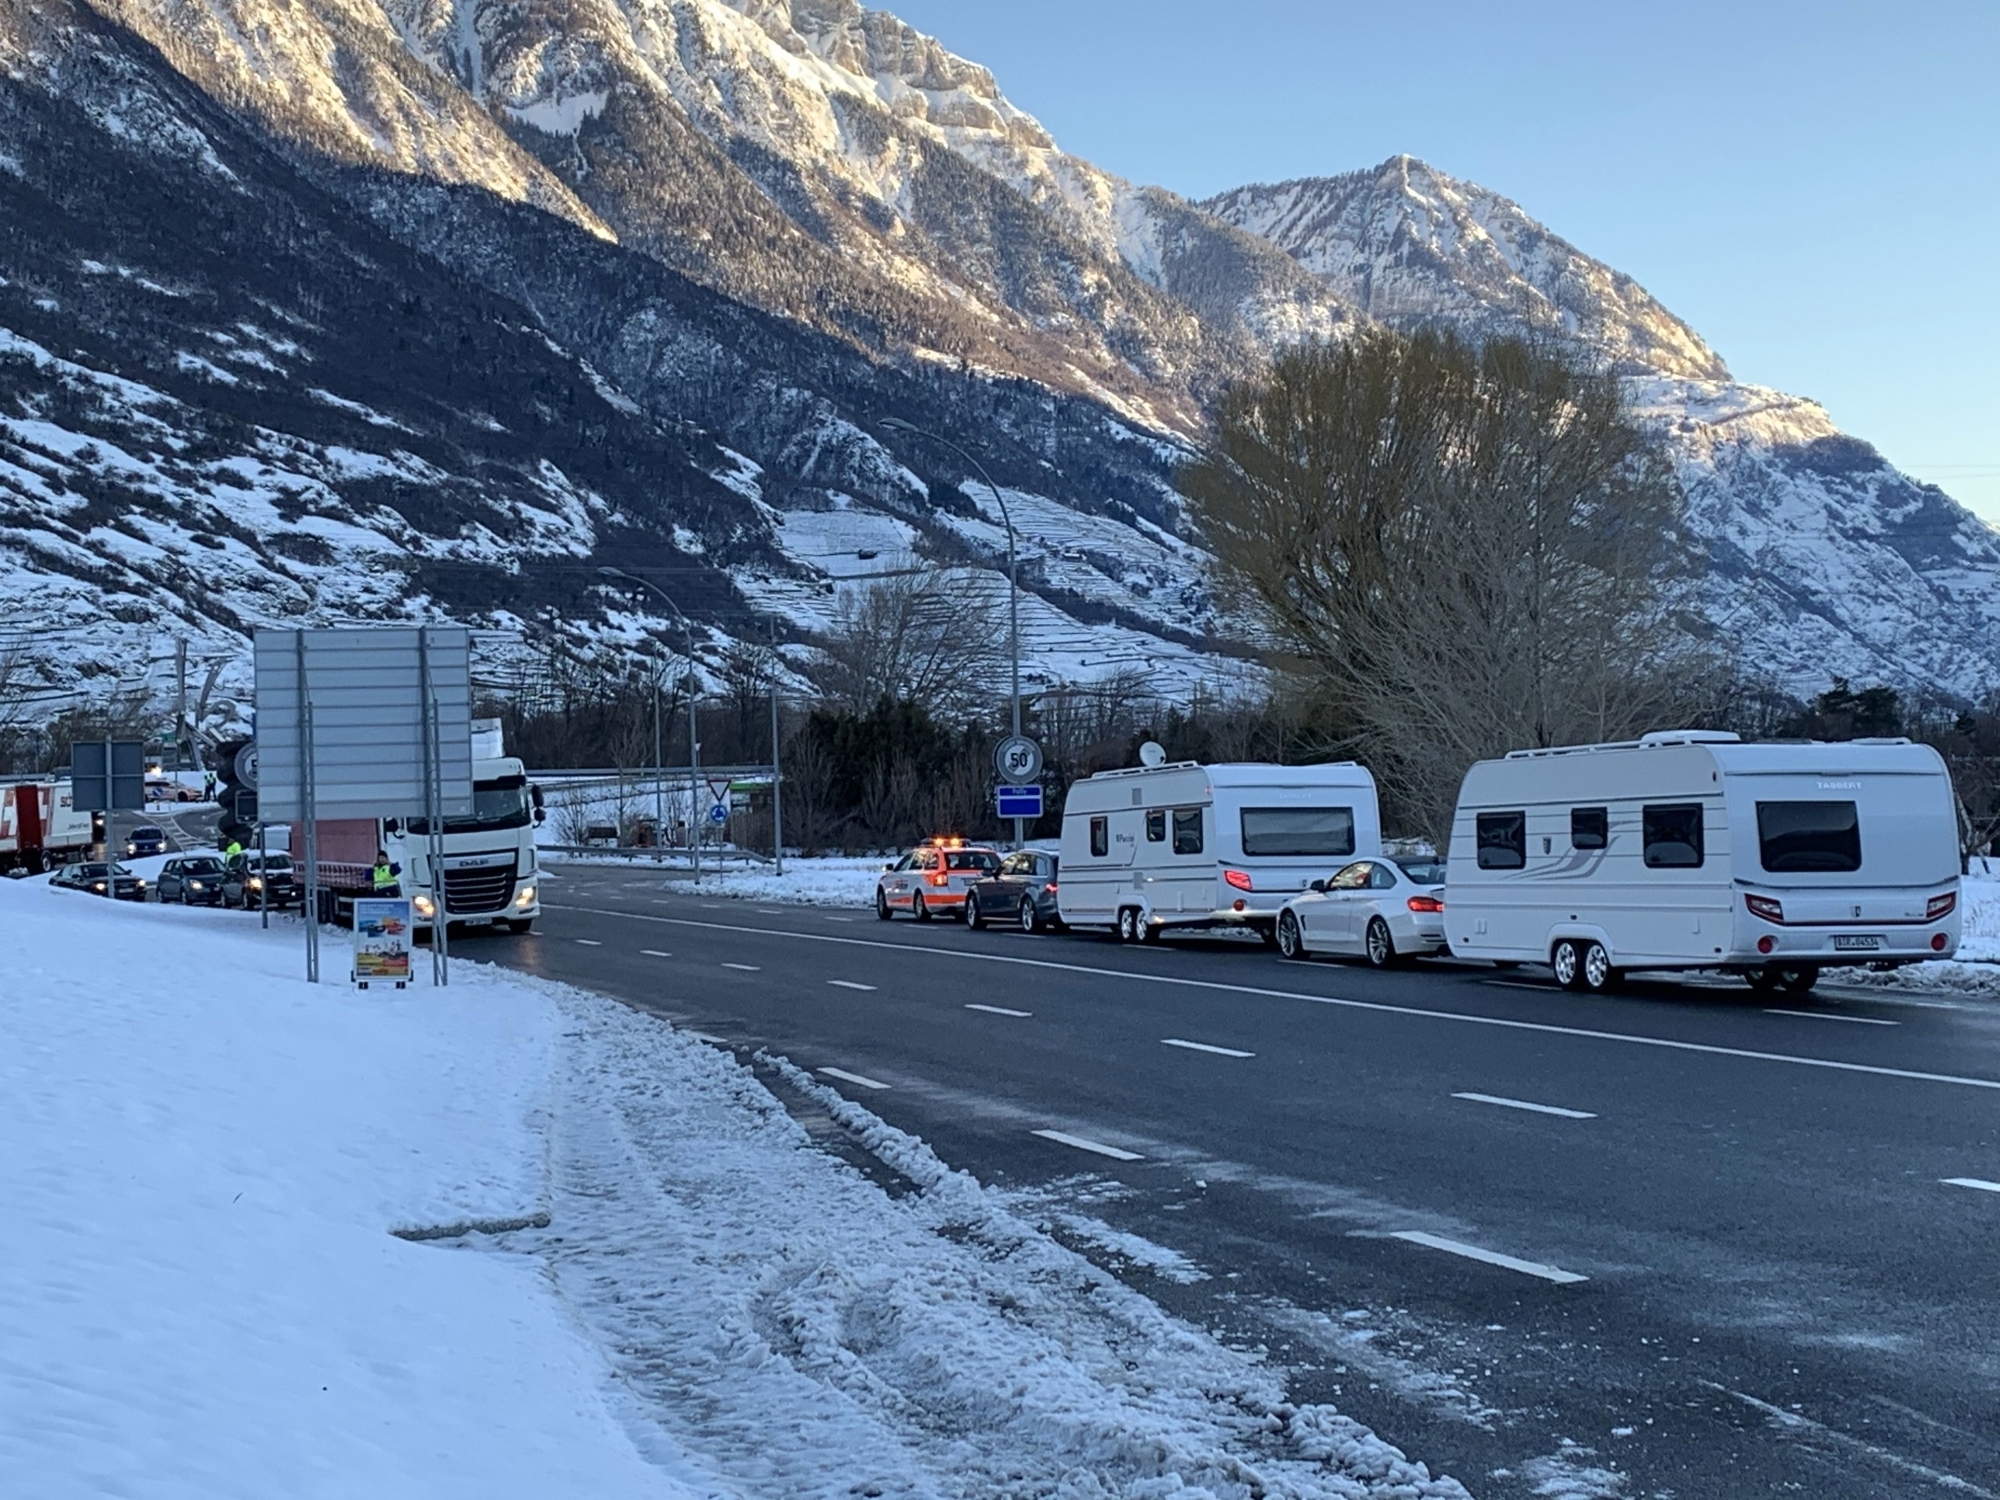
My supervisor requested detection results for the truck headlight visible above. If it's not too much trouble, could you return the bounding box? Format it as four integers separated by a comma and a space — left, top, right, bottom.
514, 885, 537, 909
413, 895, 436, 919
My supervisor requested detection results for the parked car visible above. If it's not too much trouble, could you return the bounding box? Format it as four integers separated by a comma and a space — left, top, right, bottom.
875, 839, 1001, 921
966, 850, 1062, 932
156, 854, 228, 906
224, 851, 299, 909
145, 777, 199, 804
1273, 856, 1447, 967
125, 825, 169, 858
50, 861, 148, 901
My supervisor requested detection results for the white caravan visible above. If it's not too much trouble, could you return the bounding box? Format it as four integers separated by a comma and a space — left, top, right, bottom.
1445, 730, 1962, 993
1057, 753, 1382, 942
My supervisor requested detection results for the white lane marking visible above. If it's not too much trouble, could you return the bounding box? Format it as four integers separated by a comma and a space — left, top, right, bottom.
824, 916, 855, 923
818, 1066, 889, 1091
699, 903, 723, 909
685, 1032, 726, 1046
828, 980, 877, 992
1764, 1008, 1898, 1026
1943, 1177, 2000, 1194
721, 962, 760, 972
641, 949, 672, 958
544, 905, 2000, 1094
966, 1003, 1032, 1017
574, 938, 603, 946
1161, 1037, 1255, 1058
1452, 1091, 1596, 1119
1032, 1128, 1143, 1162
1391, 1230, 1588, 1285
756, 909, 785, 915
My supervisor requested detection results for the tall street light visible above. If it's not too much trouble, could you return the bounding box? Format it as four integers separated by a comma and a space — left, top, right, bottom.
598, 565, 704, 884
879, 417, 1024, 848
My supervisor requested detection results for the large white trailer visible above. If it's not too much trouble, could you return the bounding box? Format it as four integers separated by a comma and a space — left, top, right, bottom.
1057, 756, 1383, 942
1, 780, 96, 873
1444, 730, 1962, 993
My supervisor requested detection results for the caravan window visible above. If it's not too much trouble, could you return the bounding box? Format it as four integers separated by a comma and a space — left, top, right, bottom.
1172, 808, 1203, 855
1146, 809, 1166, 842
1089, 816, 1108, 858
1757, 801, 1861, 873
1642, 804, 1704, 868
1239, 807, 1355, 857
1570, 807, 1608, 850
1476, 812, 1526, 869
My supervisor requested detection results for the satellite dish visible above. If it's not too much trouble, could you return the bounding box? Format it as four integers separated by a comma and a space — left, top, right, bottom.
1139, 741, 1167, 769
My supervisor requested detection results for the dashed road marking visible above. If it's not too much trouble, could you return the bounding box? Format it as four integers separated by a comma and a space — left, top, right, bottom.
1452, 1091, 1597, 1119
828, 980, 876, 991
1391, 1230, 1588, 1285
819, 1066, 889, 1091
1943, 1177, 2000, 1194
1161, 1037, 1255, 1058
966, 1003, 1032, 1017
1032, 1128, 1142, 1162
757, 908, 785, 915
575, 938, 603, 946
543, 904, 2000, 1095
824, 916, 856, 923
1764, 1008, 1898, 1026
641, 949, 672, 958
721, 962, 760, 972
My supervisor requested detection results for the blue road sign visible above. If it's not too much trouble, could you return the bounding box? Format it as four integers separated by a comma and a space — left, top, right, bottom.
708, 802, 730, 824
995, 783, 1043, 820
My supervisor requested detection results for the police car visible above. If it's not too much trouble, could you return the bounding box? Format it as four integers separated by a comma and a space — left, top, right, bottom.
875, 837, 1002, 921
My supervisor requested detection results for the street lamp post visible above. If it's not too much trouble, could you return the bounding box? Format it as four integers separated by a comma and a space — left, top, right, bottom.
599, 566, 703, 884
879, 417, 1024, 849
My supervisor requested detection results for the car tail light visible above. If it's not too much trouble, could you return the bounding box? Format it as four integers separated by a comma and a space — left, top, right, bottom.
926, 871, 948, 887
1927, 892, 1956, 921
1744, 894, 1783, 923
1757, 935, 1775, 954
1043, 882, 1058, 894
1932, 933, 1948, 952
1406, 895, 1444, 914
1223, 869, 1252, 891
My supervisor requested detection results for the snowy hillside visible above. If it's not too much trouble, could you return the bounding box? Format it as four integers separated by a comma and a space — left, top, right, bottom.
1, 0, 1996, 720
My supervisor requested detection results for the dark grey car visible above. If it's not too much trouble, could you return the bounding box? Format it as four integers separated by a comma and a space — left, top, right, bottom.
156, 854, 228, 906
966, 850, 1062, 932
223, 852, 299, 909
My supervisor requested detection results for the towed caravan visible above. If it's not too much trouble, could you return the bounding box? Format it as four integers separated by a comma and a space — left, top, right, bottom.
1445, 730, 1962, 993
1057, 746, 1383, 942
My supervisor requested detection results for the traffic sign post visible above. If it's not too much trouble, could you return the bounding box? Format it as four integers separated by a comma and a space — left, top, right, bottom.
70, 740, 146, 814
995, 783, 1043, 820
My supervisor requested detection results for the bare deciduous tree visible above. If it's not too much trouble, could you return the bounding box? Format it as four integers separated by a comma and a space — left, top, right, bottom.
812, 570, 1008, 722
1184, 329, 1719, 841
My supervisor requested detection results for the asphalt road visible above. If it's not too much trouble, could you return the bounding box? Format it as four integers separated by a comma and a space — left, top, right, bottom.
465, 863, 2000, 1499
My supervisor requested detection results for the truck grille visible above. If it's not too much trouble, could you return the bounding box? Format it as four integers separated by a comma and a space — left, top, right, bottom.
444, 859, 516, 914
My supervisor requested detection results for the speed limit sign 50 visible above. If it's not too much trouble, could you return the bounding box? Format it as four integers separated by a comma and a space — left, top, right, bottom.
994, 735, 1043, 784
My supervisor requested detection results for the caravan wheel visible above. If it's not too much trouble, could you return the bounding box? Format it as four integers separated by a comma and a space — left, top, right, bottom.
1116, 907, 1139, 943
1777, 964, 1820, 994
1551, 939, 1583, 990
1580, 941, 1616, 992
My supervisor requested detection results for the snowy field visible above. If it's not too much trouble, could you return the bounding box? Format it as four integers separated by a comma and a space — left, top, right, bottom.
545, 850, 887, 906
1, 875, 1468, 1499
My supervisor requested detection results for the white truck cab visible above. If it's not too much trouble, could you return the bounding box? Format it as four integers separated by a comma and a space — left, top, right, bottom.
387, 720, 543, 932
1057, 753, 1383, 943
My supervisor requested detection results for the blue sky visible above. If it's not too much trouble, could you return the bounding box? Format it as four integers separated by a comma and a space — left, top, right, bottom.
885, 1, 2000, 525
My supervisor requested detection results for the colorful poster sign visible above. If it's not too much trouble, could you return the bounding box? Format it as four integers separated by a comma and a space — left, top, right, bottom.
353, 898, 414, 986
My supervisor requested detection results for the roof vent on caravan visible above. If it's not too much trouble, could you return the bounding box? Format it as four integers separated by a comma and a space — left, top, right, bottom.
1637, 730, 1741, 748
1139, 741, 1168, 768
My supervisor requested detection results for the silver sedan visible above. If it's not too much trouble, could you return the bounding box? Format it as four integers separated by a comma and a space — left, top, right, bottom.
1273, 857, 1448, 966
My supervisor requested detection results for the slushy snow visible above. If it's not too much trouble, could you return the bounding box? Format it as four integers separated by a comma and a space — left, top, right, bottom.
1, 873, 1469, 1498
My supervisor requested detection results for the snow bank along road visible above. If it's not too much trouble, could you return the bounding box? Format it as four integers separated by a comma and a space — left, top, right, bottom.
495, 865, 2000, 1500
4, 873, 1473, 1499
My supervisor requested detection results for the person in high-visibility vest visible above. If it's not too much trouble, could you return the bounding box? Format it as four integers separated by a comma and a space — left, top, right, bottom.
371, 851, 400, 899
222, 838, 243, 860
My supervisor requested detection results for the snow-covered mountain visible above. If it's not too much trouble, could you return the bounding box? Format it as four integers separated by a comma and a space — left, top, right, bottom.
2, 0, 1996, 729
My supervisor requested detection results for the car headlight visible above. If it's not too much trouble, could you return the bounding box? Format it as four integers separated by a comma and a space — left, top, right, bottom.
514, 884, 537, 908
91, 882, 106, 892
413, 895, 436, 919
188, 881, 204, 891
247, 876, 263, 889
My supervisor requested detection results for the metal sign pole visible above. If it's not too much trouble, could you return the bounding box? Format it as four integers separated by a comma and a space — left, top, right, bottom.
768, 620, 784, 876
258, 821, 269, 929
419, 628, 448, 987
687, 645, 701, 884
302, 708, 319, 983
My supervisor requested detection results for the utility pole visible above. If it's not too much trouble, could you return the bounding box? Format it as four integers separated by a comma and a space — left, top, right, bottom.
174, 638, 187, 774
652, 668, 664, 855
879, 417, 1025, 849
768, 617, 784, 875
597, 566, 701, 882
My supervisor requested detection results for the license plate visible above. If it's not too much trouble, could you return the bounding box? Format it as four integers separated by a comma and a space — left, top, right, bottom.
1833, 934, 1883, 951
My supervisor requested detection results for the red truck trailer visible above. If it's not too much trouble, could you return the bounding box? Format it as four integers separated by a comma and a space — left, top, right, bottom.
2, 781, 98, 874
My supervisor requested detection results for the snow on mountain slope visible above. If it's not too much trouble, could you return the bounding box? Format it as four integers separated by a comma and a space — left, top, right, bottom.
1204, 156, 1727, 382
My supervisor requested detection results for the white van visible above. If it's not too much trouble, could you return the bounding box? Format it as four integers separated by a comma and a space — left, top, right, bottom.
1057, 756, 1383, 942
1445, 730, 1962, 993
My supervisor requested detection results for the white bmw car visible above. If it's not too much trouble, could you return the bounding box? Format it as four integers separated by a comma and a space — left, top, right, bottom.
1273, 856, 1448, 966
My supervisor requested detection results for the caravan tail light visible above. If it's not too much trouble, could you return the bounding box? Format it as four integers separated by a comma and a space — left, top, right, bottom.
1927, 892, 1956, 921
1223, 869, 1253, 891
1757, 935, 1776, 954
1932, 933, 1949, 951
1744, 894, 1784, 923
1406, 895, 1444, 914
